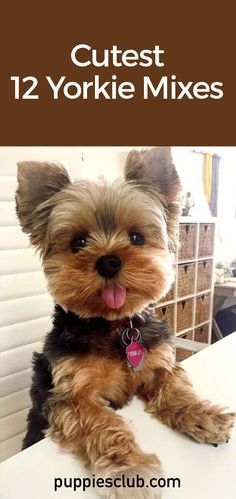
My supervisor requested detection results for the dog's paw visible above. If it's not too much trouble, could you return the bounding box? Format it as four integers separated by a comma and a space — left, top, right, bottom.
95, 454, 163, 499
179, 403, 235, 444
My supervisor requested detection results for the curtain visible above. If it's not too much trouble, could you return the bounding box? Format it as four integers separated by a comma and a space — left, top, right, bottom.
203, 152, 220, 216
211, 154, 220, 216
203, 153, 212, 204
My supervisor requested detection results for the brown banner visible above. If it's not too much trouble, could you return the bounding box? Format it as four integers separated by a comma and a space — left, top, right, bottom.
0, 1, 235, 145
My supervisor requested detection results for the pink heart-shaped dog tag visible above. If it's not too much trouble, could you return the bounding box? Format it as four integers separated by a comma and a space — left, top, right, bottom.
126, 341, 145, 371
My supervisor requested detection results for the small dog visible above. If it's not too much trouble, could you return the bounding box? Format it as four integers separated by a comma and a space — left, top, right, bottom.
16, 148, 234, 498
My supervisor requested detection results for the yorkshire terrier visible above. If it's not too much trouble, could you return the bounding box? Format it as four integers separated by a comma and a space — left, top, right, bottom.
16, 148, 234, 498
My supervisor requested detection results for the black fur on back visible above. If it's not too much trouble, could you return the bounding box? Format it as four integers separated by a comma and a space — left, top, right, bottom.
22, 352, 52, 449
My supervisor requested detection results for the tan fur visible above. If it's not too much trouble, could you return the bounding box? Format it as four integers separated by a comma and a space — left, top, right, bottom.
16, 161, 70, 251
46, 342, 234, 493
143, 365, 235, 443
16, 150, 178, 319
46, 345, 175, 483
125, 147, 182, 251
45, 245, 173, 320
39, 180, 174, 319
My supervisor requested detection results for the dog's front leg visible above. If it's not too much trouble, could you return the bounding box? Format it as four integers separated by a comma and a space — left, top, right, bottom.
139, 356, 235, 445
46, 357, 163, 498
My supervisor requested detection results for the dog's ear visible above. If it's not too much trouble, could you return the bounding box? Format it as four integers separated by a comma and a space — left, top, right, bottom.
125, 147, 182, 250
16, 161, 71, 251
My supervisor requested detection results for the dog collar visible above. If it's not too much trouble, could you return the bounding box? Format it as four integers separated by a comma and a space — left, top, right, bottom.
107, 303, 156, 332
108, 317, 131, 331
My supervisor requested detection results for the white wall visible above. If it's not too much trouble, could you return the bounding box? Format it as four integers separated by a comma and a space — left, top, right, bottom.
172, 147, 210, 216
0, 149, 64, 461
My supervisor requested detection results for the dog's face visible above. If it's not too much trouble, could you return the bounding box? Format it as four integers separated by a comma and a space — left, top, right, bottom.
16, 148, 181, 320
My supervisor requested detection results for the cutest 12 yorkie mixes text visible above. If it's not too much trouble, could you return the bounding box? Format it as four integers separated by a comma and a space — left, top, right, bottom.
16, 148, 234, 498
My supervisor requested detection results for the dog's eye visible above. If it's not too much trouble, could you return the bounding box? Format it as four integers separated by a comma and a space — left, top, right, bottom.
71, 236, 87, 253
129, 232, 145, 246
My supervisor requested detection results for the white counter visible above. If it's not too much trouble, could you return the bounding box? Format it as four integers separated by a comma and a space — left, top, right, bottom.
1, 333, 236, 499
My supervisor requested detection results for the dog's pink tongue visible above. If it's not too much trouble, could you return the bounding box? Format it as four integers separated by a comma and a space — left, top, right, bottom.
102, 285, 126, 309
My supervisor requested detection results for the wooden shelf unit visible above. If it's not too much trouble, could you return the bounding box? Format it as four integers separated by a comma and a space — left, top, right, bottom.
155, 217, 216, 361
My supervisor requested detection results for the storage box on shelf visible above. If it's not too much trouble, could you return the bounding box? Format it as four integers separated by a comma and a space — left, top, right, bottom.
175, 331, 194, 361
177, 263, 195, 297
159, 283, 174, 303
176, 298, 194, 332
178, 223, 196, 260
155, 218, 215, 361
156, 303, 175, 332
195, 324, 209, 343
197, 260, 213, 292
198, 223, 214, 257
195, 293, 211, 324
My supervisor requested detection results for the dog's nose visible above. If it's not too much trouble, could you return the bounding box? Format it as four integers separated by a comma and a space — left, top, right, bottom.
95, 254, 122, 278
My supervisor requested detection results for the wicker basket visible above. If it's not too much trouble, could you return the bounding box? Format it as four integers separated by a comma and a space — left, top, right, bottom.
176, 298, 193, 332
194, 324, 209, 343
156, 304, 174, 332
177, 263, 195, 297
176, 331, 193, 361
198, 224, 214, 257
195, 293, 210, 325
159, 284, 174, 303
197, 260, 213, 292
178, 224, 196, 260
